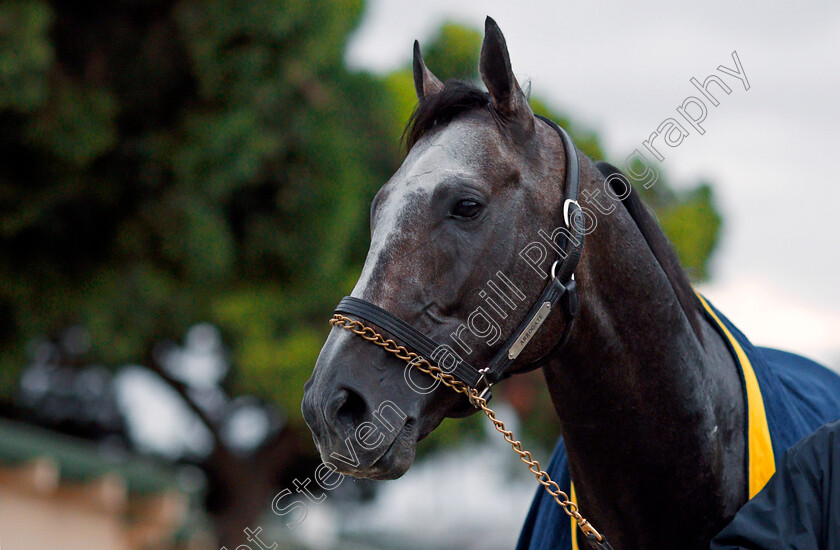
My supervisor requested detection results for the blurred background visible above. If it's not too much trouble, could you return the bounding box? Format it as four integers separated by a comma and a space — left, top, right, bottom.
0, 1, 837, 549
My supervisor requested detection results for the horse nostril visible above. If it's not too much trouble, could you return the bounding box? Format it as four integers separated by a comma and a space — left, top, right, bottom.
332, 386, 368, 429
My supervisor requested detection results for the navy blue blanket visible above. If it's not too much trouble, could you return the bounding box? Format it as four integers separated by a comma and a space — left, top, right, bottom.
516, 296, 840, 550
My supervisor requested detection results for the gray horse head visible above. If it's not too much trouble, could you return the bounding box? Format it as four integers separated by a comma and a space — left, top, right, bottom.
302, 18, 572, 479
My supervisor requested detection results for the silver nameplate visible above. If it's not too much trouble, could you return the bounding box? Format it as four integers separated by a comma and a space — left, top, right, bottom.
508, 302, 552, 360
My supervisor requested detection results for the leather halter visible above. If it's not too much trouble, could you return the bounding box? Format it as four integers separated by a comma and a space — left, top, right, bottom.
333, 114, 585, 405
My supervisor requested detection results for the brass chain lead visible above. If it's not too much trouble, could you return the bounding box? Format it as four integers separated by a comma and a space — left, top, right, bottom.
329, 313, 604, 543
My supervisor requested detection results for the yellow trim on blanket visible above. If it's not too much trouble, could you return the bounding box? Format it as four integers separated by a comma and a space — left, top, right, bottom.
697, 293, 776, 497
570, 295, 776, 550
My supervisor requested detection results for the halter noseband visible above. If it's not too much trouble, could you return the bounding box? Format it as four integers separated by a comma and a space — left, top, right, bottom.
333, 114, 585, 404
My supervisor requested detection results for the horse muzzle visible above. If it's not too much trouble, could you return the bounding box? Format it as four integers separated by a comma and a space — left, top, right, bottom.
302, 372, 419, 480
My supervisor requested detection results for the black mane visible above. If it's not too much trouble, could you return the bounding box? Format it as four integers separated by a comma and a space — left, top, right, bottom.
404, 80, 490, 149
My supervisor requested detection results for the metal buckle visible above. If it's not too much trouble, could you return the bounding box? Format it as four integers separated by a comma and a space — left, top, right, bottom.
474, 367, 493, 402
550, 260, 575, 282
563, 198, 580, 227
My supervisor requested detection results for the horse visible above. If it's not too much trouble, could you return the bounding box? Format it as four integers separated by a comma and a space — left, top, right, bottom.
301, 17, 840, 550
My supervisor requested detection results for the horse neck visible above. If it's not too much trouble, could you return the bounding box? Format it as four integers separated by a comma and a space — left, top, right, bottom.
541, 158, 746, 548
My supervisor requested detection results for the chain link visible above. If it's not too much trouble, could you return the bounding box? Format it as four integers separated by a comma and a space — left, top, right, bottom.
330, 313, 604, 543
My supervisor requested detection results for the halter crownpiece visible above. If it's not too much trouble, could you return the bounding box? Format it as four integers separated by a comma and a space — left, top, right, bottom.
334, 114, 585, 402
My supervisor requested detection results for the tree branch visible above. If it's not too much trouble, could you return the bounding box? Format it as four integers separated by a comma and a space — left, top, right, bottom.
143, 348, 224, 447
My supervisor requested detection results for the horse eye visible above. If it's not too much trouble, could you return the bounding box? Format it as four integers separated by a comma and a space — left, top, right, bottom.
451, 199, 482, 220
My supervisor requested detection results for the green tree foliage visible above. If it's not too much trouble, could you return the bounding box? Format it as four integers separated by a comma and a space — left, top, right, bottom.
0, 0, 390, 415
0, 1, 52, 112
644, 182, 721, 280
0, 4, 720, 453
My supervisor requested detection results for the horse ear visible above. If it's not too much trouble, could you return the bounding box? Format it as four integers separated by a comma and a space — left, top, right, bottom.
413, 40, 444, 101
479, 17, 534, 128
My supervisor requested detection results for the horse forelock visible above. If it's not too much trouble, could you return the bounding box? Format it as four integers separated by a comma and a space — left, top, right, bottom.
404, 79, 491, 150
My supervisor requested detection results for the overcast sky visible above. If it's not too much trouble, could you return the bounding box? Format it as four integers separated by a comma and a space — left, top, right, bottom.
345, 0, 840, 368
